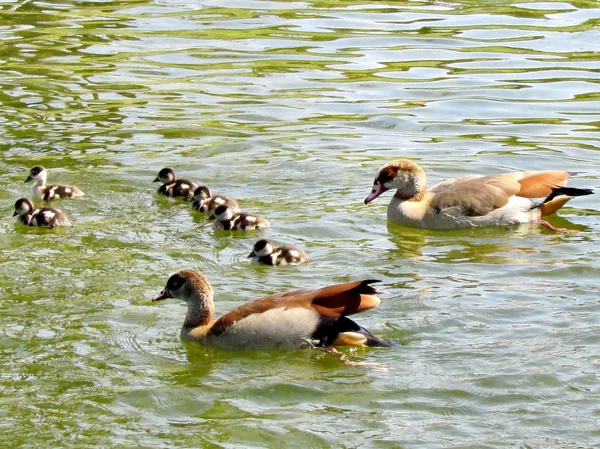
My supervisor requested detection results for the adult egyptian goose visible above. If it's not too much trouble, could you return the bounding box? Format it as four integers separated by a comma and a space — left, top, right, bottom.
13, 198, 71, 227
209, 205, 269, 231
152, 269, 395, 349
25, 166, 84, 201
153, 168, 198, 200
190, 186, 239, 214
364, 159, 593, 231
248, 239, 310, 266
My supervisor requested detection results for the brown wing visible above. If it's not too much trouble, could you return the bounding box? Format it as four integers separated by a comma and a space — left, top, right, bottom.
430, 175, 521, 216
429, 171, 571, 216
512, 171, 569, 198
209, 280, 381, 337
429, 175, 485, 194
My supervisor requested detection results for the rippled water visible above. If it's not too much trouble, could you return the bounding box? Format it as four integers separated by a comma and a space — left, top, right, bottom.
1, 0, 599, 447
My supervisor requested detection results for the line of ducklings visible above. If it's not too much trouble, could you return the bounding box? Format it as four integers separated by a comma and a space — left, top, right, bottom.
13, 166, 310, 267
153, 167, 310, 266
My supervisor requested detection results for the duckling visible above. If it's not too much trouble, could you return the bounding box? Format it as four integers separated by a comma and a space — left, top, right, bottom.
248, 239, 309, 266
190, 186, 239, 214
25, 166, 84, 201
153, 168, 199, 200
209, 205, 269, 231
13, 198, 71, 228
152, 268, 395, 349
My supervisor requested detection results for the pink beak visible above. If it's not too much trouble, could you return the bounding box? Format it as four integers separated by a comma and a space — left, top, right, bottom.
364, 181, 387, 204
152, 288, 172, 301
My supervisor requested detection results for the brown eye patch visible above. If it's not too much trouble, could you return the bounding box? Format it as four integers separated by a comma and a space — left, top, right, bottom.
377, 166, 397, 184
167, 274, 185, 291
31, 166, 44, 175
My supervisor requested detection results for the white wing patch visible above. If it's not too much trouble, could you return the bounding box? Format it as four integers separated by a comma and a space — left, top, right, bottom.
47, 187, 58, 198
43, 210, 56, 221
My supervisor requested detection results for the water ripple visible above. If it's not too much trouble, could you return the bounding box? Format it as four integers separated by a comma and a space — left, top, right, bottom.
1, 0, 599, 448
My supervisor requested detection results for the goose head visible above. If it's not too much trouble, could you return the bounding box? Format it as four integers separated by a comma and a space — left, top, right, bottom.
153, 269, 215, 327
364, 159, 427, 203
153, 269, 213, 303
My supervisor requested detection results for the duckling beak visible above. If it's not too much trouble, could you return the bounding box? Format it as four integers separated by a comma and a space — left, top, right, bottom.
152, 288, 172, 301
152, 177, 160, 183
12, 210, 18, 217
247, 251, 256, 259
25, 175, 33, 183
364, 181, 387, 204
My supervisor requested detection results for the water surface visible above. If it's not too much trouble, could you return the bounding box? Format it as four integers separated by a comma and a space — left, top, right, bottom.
1, 0, 599, 447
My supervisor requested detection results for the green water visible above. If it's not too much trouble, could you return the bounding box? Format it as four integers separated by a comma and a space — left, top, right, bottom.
1, 0, 599, 447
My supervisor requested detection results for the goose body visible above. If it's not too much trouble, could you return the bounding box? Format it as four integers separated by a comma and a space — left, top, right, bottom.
190, 186, 239, 214
210, 205, 269, 231
13, 198, 71, 228
365, 159, 593, 230
152, 269, 394, 349
154, 168, 198, 200
248, 239, 309, 266
25, 166, 84, 201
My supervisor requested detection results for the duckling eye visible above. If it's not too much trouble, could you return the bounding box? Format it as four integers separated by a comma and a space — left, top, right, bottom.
167, 275, 185, 291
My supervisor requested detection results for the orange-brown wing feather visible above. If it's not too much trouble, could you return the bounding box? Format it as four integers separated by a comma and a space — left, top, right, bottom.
311, 280, 381, 317
208, 281, 381, 336
514, 171, 569, 198
430, 175, 521, 216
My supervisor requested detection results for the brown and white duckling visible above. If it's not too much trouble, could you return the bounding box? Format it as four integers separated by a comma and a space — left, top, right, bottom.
13, 198, 71, 228
209, 205, 269, 231
248, 239, 309, 266
153, 168, 199, 200
152, 269, 395, 349
25, 166, 84, 201
364, 158, 594, 231
190, 186, 239, 214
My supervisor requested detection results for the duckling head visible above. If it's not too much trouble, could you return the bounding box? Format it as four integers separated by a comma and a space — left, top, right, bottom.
13, 198, 34, 216
209, 204, 234, 221
248, 239, 274, 258
25, 166, 47, 184
154, 168, 175, 184
193, 186, 212, 200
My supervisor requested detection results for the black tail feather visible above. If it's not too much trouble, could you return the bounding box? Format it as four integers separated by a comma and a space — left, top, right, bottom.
543, 187, 594, 203
358, 327, 398, 347
313, 316, 396, 347
355, 279, 381, 294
